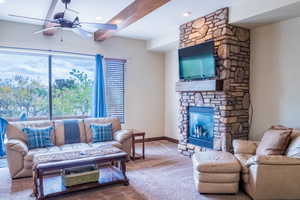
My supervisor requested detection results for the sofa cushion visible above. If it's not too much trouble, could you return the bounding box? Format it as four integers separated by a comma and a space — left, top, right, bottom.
59, 143, 91, 151
246, 155, 300, 166
6, 120, 54, 143
270, 125, 291, 130
22, 126, 54, 149
90, 123, 113, 143
192, 151, 241, 173
53, 119, 86, 146
233, 140, 258, 155
84, 117, 121, 143
91, 141, 122, 150
286, 131, 300, 159
256, 128, 292, 156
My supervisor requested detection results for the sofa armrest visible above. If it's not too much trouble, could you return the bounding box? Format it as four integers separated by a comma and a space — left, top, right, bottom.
113, 129, 133, 144
6, 139, 28, 156
233, 139, 259, 155
246, 155, 300, 167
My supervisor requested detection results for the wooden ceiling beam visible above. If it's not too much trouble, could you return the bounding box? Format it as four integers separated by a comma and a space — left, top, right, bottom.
94, 0, 171, 41
43, 0, 59, 36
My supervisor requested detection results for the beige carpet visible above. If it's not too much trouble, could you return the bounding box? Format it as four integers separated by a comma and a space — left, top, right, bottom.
0, 141, 251, 200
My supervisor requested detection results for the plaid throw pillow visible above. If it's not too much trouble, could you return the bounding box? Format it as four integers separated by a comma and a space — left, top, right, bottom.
22, 126, 54, 150
90, 123, 113, 143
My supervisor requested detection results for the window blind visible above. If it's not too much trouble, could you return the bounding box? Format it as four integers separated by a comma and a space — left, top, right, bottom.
104, 58, 125, 123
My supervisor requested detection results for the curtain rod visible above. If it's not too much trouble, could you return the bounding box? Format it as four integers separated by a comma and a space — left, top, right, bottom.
0, 45, 96, 57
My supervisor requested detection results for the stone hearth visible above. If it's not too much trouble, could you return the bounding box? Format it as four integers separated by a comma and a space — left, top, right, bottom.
177, 8, 250, 156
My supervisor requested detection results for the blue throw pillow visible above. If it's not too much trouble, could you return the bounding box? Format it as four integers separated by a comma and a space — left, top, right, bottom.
22, 126, 54, 149
90, 123, 113, 143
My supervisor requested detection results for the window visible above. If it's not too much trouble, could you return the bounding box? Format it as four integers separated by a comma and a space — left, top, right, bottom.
105, 58, 125, 123
0, 51, 125, 123
52, 56, 95, 118
0, 52, 49, 120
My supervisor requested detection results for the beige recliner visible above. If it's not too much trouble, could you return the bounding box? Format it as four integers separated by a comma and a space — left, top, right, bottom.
233, 134, 300, 200
5, 117, 132, 179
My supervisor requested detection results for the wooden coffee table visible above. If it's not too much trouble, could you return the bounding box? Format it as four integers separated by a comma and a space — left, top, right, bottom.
32, 148, 129, 200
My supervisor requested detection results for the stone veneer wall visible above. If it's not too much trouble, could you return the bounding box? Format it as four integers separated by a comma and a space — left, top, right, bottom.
178, 8, 250, 155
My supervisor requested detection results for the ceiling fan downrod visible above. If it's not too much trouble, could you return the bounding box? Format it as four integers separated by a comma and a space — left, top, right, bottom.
61, 0, 71, 9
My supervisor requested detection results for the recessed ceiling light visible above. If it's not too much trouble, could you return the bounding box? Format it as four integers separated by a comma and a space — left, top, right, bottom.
0, 0, 6, 4
95, 16, 102, 21
183, 11, 191, 17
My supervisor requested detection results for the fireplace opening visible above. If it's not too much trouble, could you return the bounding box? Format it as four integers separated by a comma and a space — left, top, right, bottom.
188, 106, 214, 149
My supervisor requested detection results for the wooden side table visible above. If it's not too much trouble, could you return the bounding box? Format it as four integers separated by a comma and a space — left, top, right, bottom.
131, 130, 145, 160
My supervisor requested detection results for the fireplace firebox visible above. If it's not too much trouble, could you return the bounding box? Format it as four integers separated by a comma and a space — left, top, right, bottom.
188, 106, 214, 149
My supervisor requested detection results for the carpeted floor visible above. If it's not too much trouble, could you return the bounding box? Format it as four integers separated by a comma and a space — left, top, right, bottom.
0, 158, 7, 168
0, 141, 251, 200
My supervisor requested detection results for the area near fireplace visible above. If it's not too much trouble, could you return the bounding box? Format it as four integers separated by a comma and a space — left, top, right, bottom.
176, 8, 250, 156
188, 106, 214, 149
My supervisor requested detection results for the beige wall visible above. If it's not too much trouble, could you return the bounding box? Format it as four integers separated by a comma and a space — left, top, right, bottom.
250, 16, 300, 140
230, 0, 300, 24
164, 49, 180, 139
0, 20, 165, 138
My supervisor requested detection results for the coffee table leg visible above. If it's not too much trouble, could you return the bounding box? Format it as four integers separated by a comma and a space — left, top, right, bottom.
32, 167, 38, 197
132, 135, 135, 160
120, 159, 129, 186
38, 171, 44, 200
142, 135, 145, 159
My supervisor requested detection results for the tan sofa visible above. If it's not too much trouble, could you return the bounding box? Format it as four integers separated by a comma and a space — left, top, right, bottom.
5, 117, 133, 179
233, 133, 300, 200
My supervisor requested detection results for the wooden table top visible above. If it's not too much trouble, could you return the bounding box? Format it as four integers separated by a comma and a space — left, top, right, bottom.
131, 129, 145, 135
34, 151, 127, 171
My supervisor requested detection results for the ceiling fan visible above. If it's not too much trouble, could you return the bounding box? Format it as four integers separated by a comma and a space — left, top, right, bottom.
9, 0, 118, 38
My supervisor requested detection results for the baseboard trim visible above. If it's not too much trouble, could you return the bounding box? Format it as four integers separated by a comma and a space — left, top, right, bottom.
136, 136, 178, 144
164, 136, 179, 144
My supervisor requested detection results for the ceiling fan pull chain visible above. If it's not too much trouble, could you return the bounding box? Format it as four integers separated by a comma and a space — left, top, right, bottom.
60, 28, 64, 42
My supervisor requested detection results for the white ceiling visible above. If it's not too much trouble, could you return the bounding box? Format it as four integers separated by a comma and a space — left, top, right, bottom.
117, 0, 233, 40
0, 0, 134, 25
0, 0, 233, 41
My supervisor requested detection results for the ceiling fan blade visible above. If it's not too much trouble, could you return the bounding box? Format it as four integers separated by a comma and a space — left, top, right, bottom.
80, 22, 118, 31
72, 28, 93, 38
34, 26, 60, 34
8, 14, 54, 23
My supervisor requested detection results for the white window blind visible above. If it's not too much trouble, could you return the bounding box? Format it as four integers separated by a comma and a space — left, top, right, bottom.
104, 58, 125, 123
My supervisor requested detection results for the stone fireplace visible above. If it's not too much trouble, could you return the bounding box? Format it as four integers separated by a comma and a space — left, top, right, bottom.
176, 8, 250, 156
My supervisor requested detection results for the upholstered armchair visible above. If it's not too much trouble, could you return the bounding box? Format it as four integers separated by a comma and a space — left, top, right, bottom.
233, 138, 300, 200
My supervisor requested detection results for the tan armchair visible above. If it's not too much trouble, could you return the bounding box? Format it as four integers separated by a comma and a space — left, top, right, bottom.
233, 139, 300, 200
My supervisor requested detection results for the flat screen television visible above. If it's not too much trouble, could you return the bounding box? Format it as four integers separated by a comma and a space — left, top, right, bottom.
179, 41, 216, 80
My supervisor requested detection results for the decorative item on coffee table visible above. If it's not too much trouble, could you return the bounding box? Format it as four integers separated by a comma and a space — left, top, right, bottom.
63, 165, 99, 187
131, 129, 145, 160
